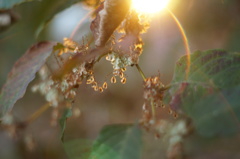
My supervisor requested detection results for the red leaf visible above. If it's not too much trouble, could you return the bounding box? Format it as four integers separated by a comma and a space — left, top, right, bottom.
0, 41, 56, 119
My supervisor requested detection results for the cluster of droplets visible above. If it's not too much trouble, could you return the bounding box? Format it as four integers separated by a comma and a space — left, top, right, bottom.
140, 76, 177, 133
105, 52, 129, 84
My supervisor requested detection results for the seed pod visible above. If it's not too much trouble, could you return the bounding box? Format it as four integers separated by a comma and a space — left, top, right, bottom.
86, 76, 94, 84
121, 67, 127, 72
111, 76, 117, 83
94, 86, 99, 91
99, 87, 104, 93
121, 77, 126, 84
103, 82, 108, 89
92, 81, 97, 87
106, 55, 110, 61
119, 71, 124, 78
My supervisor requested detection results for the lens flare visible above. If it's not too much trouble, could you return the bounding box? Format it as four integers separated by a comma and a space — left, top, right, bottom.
132, 0, 170, 14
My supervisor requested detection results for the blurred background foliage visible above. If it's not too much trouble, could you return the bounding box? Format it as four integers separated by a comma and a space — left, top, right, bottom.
0, 0, 240, 159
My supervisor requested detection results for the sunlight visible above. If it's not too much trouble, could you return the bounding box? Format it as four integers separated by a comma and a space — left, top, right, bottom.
132, 0, 170, 14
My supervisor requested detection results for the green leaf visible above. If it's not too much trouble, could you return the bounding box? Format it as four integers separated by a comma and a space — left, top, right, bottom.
64, 139, 92, 159
33, 0, 84, 37
60, 108, 72, 142
0, 0, 84, 87
0, 41, 56, 119
89, 124, 142, 159
1, 0, 83, 36
165, 49, 240, 137
0, 0, 35, 9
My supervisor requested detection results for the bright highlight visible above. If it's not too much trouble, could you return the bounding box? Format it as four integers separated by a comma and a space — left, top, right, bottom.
132, 0, 170, 14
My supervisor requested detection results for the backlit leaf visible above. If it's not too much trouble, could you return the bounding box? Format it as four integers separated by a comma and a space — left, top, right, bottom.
0, 41, 56, 119
165, 50, 240, 137
91, 0, 131, 46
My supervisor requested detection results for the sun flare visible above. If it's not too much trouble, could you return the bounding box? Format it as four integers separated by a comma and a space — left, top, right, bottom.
132, 0, 170, 14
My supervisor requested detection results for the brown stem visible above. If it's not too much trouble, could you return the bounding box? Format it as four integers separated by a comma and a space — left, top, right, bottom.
26, 103, 50, 124
135, 64, 146, 81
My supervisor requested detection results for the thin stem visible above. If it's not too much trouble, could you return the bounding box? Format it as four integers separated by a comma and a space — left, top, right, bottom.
161, 84, 171, 91
135, 64, 146, 81
95, 52, 108, 63
151, 100, 156, 120
26, 103, 50, 124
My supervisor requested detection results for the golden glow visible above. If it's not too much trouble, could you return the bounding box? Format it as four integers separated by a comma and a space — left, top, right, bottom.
132, 0, 170, 14
167, 9, 191, 80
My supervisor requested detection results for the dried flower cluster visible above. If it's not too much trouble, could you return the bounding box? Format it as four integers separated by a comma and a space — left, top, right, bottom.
32, 0, 149, 109
32, 38, 92, 107
140, 76, 165, 128
140, 76, 178, 133
143, 76, 166, 108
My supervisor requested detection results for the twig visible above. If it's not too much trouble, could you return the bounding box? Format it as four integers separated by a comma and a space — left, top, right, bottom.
135, 64, 146, 81
151, 100, 156, 120
26, 103, 50, 124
